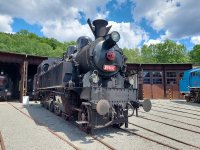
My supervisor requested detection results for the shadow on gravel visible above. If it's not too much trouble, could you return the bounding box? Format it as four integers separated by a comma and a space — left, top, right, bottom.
24, 102, 139, 143
170, 100, 200, 108
23, 103, 96, 144
93, 126, 139, 138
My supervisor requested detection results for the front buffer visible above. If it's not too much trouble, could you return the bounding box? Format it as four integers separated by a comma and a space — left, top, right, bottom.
77, 87, 151, 131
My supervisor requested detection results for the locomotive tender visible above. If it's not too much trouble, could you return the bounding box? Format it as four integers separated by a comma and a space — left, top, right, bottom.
180, 67, 200, 102
33, 19, 151, 131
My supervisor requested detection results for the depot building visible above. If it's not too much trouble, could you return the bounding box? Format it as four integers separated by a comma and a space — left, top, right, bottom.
0, 51, 192, 101
0, 51, 47, 101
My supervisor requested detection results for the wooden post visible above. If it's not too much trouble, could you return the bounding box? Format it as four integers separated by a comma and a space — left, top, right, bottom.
143, 88, 145, 100
20, 59, 28, 102
168, 89, 172, 100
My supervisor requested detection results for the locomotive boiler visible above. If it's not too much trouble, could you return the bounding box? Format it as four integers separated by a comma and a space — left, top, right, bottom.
33, 19, 151, 132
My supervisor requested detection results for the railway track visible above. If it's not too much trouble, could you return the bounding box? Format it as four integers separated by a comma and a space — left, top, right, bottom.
0, 131, 5, 150
119, 128, 179, 150
128, 122, 200, 149
164, 101, 200, 108
8, 102, 116, 150
7, 101, 200, 150
152, 105, 200, 117
153, 103, 200, 113
90, 135, 116, 150
136, 115, 200, 134
8, 102, 81, 150
152, 109, 200, 121
139, 111, 200, 129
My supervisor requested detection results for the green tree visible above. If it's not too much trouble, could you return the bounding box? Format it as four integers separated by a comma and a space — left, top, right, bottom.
141, 40, 189, 63
0, 30, 76, 57
123, 48, 142, 63
155, 40, 188, 63
189, 45, 200, 63
0, 43, 8, 50
141, 45, 157, 63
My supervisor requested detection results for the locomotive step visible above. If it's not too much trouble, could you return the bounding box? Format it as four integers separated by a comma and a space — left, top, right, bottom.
75, 121, 89, 124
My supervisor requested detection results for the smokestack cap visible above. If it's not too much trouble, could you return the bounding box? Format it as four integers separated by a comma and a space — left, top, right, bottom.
92, 19, 111, 38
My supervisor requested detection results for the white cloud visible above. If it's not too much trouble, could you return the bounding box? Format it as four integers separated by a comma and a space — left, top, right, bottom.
0, 0, 110, 24
41, 19, 93, 42
0, 0, 149, 48
0, 14, 13, 33
42, 19, 148, 49
0, 0, 112, 38
132, 0, 200, 39
109, 21, 148, 48
1, 0, 200, 49
94, 11, 109, 20
0, 0, 151, 48
144, 38, 162, 46
191, 36, 200, 45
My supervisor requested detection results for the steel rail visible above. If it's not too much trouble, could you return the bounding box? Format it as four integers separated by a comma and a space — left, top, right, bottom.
9, 102, 116, 150
139, 111, 200, 129
151, 109, 200, 121
120, 128, 179, 150
90, 135, 117, 150
8, 102, 81, 150
152, 103, 200, 113
152, 105, 200, 117
0, 131, 5, 150
136, 116, 200, 134
128, 122, 200, 149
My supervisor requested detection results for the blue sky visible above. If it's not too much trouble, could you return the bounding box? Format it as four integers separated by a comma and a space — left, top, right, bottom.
0, 0, 200, 50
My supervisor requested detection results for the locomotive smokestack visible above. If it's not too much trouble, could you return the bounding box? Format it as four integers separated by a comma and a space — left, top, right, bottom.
87, 18, 111, 39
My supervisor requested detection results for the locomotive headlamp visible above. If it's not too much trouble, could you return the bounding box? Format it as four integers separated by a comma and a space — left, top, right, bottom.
111, 31, 120, 42
5, 89, 8, 92
7, 92, 11, 96
128, 77, 135, 85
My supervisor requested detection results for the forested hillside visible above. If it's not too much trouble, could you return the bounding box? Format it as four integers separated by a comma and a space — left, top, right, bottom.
0, 30, 199, 63
0, 30, 75, 57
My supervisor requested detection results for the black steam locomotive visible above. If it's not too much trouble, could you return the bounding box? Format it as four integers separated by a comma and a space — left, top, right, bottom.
33, 19, 151, 131
0, 72, 12, 101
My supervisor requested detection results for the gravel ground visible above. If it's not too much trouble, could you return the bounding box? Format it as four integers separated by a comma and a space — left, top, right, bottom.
0, 102, 74, 150
126, 121, 196, 150
131, 100, 200, 149
141, 108, 200, 128
1, 99, 200, 150
150, 101, 200, 126
10, 102, 109, 150
11, 102, 170, 150
93, 127, 171, 150
152, 100, 200, 110
152, 100, 200, 112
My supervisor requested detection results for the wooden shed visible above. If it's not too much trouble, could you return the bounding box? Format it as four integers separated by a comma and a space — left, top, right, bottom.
0, 51, 47, 101
127, 63, 192, 99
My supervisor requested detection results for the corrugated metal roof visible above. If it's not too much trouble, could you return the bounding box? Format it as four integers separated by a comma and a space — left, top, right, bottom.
0, 50, 47, 65
0, 50, 47, 58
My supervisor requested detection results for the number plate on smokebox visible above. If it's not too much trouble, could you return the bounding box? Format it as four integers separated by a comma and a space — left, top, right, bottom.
103, 65, 116, 71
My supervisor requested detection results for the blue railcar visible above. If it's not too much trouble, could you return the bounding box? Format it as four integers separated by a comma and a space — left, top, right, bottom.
179, 68, 200, 102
